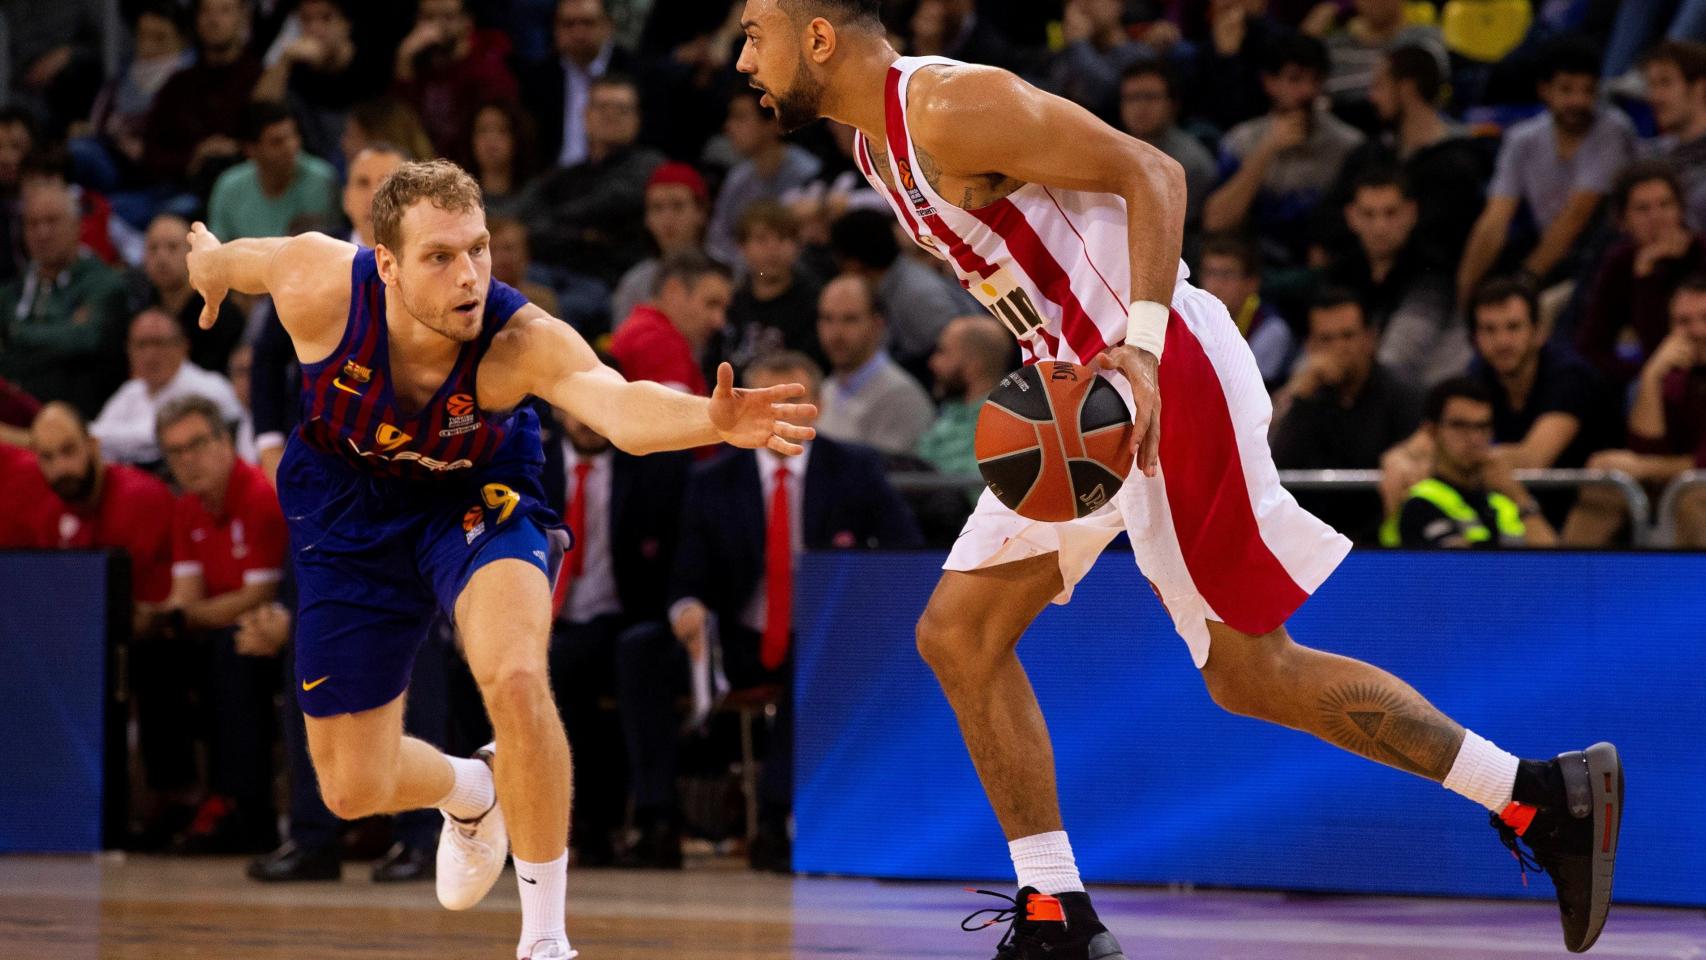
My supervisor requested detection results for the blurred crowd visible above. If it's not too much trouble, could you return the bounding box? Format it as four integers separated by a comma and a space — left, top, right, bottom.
1, 0, 1705, 876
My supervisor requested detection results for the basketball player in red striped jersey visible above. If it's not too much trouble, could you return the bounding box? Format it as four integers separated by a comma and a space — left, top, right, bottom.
736, 2, 1621, 956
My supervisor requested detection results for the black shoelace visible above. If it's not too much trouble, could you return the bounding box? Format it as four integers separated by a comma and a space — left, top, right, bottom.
960, 889, 1042, 957
1491, 814, 1546, 888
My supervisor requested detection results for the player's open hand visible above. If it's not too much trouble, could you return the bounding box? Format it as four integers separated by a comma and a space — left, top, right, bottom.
185, 222, 229, 331
1094, 344, 1161, 478
709, 362, 818, 455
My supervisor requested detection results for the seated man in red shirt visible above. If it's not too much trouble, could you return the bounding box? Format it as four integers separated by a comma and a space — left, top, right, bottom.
151, 393, 289, 852
609, 250, 733, 395
0, 441, 54, 547
29, 402, 176, 608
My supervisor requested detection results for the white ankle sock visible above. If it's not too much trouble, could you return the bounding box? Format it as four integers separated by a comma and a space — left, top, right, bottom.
514, 850, 570, 958
436, 755, 495, 821
1008, 831, 1084, 895
1442, 730, 1521, 813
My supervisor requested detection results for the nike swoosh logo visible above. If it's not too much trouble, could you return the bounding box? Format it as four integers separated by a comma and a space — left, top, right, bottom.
302, 676, 330, 691
332, 378, 363, 396
519, 875, 537, 885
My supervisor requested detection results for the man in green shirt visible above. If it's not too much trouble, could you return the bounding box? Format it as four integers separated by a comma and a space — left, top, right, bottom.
1384, 377, 1557, 548
917, 314, 1012, 477
207, 101, 338, 241
0, 179, 129, 418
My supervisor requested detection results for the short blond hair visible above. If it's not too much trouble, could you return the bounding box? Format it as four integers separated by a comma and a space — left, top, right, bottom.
371, 160, 484, 252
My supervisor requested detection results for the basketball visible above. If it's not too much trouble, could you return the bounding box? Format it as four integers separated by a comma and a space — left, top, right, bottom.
974, 361, 1136, 522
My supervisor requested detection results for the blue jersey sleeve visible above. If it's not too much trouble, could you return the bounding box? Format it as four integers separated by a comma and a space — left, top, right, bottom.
487, 280, 531, 323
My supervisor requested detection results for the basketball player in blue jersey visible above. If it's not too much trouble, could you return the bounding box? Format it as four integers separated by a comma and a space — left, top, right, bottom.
185, 160, 815, 960
736, 2, 1622, 958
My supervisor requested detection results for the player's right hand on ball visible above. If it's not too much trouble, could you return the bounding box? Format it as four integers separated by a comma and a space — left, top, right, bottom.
185, 221, 229, 330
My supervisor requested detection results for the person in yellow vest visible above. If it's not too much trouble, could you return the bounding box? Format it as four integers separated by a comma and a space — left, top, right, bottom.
1383, 377, 1557, 548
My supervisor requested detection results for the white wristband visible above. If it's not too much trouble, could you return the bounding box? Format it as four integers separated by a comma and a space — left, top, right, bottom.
1125, 300, 1168, 360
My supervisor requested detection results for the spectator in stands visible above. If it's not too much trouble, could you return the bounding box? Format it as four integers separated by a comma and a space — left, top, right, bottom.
1321, 44, 1489, 269
0, 377, 42, 446
1204, 33, 1364, 267
1272, 287, 1420, 470
1118, 62, 1217, 239
19, 146, 134, 269
1327, 168, 1469, 391
1457, 37, 1637, 305
618, 352, 921, 871
544, 404, 692, 867
1320, 0, 1447, 125
468, 101, 539, 220
0, 108, 35, 285
917, 314, 1012, 476
391, 0, 519, 165
142, 0, 261, 187
1051, 0, 1151, 120
5, 0, 113, 129
609, 251, 731, 395
1577, 162, 1706, 387
488, 217, 562, 318
91, 309, 243, 466
815, 274, 935, 456
1382, 377, 1556, 548
521, 0, 637, 169
29, 402, 177, 604
1469, 277, 1609, 470
1564, 277, 1706, 546
1198, 233, 1297, 389
909, 0, 1038, 77
130, 214, 245, 376
0, 441, 55, 547
1191, 0, 1285, 131
208, 102, 339, 242
829, 208, 966, 368
250, 0, 386, 159
227, 342, 256, 465
86, 4, 191, 175
1640, 41, 1706, 233
611, 163, 711, 325
152, 394, 288, 853
340, 98, 436, 172
722, 201, 826, 373
523, 74, 662, 286
707, 89, 824, 265
342, 144, 408, 246
0, 178, 129, 419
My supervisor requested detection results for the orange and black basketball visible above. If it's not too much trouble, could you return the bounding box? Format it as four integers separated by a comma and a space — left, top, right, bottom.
974, 361, 1135, 522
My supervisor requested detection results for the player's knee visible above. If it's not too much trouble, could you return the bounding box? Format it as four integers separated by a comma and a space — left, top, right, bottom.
478, 664, 554, 728
1201, 631, 1297, 718
318, 768, 391, 820
915, 606, 1009, 678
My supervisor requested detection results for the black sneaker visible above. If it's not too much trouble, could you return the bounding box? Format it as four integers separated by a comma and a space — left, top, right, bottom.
961, 887, 1127, 959
1491, 742, 1624, 953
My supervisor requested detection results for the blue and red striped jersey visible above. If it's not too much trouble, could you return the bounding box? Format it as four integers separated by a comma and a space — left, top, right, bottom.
296, 249, 532, 481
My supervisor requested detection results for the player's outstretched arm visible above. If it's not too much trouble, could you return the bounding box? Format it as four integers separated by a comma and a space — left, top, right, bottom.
186, 223, 354, 356
499, 308, 817, 456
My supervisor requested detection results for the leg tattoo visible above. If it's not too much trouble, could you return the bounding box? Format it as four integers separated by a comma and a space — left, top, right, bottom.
1317, 682, 1464, 780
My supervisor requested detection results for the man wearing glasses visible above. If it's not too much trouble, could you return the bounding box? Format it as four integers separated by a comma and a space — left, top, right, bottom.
1382, 377, 1557, 548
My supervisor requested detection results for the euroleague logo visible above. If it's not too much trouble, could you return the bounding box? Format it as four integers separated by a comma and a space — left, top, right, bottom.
440, 393, 482, 438
895, 158, 936, 219
462, 504, 486, 544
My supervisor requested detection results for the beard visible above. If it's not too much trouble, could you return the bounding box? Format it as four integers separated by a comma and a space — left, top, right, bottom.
934, 370, 968, 402
769, 54, 827, 134
50, 465, 97, 505
397, 279, 482, 343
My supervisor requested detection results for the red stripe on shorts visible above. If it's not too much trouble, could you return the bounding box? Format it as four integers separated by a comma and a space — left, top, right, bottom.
1158, 312, 1307, 636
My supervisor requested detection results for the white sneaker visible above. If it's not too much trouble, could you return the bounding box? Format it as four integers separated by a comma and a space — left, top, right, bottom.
436, 742, 508, 910
519, 939, 577, 959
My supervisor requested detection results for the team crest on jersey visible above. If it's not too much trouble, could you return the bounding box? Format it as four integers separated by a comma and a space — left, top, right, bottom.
341, 360, 372, 384
440, 392, 482, 437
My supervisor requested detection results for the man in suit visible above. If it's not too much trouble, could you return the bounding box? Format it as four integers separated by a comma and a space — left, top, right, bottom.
541, 395, 692, 867
616, 351, 923, 872
519, 0, 637, 169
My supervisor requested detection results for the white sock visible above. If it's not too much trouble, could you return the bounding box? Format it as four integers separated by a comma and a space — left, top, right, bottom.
436, 755, 495, 822
515, 850, 570, 958
1442, 730, 1521, 813
1009, 831, 1084, 895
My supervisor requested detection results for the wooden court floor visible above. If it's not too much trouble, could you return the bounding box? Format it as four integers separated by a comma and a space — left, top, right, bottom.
1, 854, 1703, 959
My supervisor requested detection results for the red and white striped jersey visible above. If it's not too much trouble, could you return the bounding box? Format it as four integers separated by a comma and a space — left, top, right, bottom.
855, 56, 1183, 366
